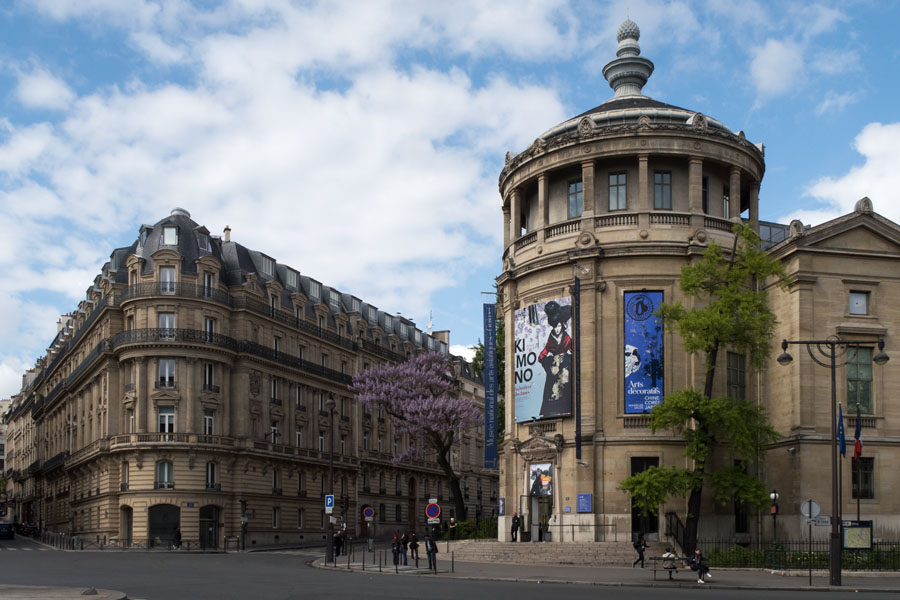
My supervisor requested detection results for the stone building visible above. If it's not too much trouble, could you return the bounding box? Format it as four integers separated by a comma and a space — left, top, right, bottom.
3, 208, 494, 548
496, 20, 899, 544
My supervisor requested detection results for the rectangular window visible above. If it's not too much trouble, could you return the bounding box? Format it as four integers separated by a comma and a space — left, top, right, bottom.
206, 462, 217, 487
653, 171, 672, 210
158, 406, 174, 434
163, 226, 178, 246
160, 266, 176, 294
158, 312, 175, 339
609, 172, 627, 211
723, 184, 730, 218
296, 428, 303, 448
158, 359, 175, 388
272, 507, 279, 529
318, 432, 325, 452
197, 232, 209, 251
847, 347, 873, 413
204, 316, 215, 342
384, 314, 392, 330
286, 269, 298, 289
270, 421, 280, 443
128, 410, 135, 433
340, 435, 346, 456
297, 508, 304, 529
295, 386, 303, 409
203, 272, 214, 297
203, 363, 215, 391
261, 256, 275, 276
852, 457, 874, 499
203, 409, 215, 435
273, 336, 280, 354
351, 297, 360, 313
849, 291, 869, 315
702, 176, 709, 214
156, 461, 173, 488
568, 180, 584, 218
298, 345, 305, 362
726, 352, 746, 400
309, 280, 321, 299
329, 290, 341, 312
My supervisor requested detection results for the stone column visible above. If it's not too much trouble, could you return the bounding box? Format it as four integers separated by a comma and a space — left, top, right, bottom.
509, 188, 522, 242
749, 182, 760, 234
581, 160, 595, 217
637, 154, 650, 230
537, 173, 549, 242
136, 358, 148, 433
503, 205, 511, 249
689, 157, 705, 231
729, 166, 741, 220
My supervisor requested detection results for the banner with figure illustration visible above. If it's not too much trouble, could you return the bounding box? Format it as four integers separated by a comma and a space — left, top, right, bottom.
513, 297, 574, 422
529, 463, 553, 497
624, 291, 664, 414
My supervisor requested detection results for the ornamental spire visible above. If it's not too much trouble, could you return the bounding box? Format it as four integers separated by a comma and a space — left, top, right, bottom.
602, 19, 655, 98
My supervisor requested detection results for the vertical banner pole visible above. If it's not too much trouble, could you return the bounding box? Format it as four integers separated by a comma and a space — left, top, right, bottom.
483, 303, 499, 469
574, 277, 582, 460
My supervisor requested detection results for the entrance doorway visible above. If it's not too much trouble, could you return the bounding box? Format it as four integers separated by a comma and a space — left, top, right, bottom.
630, 457, 660, 541
407, 477, 417, 531
120, 506, 133, 546
148, 504, 180, 548
199, 505, 220, 549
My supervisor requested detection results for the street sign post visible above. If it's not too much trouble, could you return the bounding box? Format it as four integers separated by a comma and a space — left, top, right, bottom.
425, 502, 441, 524
363, 506, 375, 522
800, 499, 820, 518
325, 494, 334, 515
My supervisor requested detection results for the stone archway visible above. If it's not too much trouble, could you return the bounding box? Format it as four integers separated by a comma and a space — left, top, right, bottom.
148, 504, 180, 548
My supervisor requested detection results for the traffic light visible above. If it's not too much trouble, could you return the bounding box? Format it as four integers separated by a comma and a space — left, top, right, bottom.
341, 496, 349, 513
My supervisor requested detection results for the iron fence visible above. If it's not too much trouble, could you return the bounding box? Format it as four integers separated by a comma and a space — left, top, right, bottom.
699, 539, 900, 571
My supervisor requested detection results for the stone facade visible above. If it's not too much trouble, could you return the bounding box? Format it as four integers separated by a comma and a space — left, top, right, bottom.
3, 208, 494, 548
497, 21, 900, 544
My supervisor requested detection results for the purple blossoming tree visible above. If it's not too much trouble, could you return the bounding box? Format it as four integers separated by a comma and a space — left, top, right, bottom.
350, 352, 481, 521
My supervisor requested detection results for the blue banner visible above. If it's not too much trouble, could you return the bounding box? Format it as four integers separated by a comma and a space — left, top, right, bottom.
483, 303, 499, 469
624, 291, 664, 414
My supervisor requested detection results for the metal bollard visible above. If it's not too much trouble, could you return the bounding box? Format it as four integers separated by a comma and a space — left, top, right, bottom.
362, 549, 366, 571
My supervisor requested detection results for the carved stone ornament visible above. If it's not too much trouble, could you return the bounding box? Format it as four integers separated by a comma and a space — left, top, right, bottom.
529, 137, 546, 155
691, 113, 707, 131
854, 196, 873, 214
516, 435, 562, 462
249, 370, 262, 398
577, 231, 598, 248
637, 115, 651, 129
789, 219, 805, 237
505, 152, 513, 166
578, 117, 594, 136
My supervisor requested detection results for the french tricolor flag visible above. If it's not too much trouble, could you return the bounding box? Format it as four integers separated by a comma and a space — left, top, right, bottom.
853, 403, 863, 460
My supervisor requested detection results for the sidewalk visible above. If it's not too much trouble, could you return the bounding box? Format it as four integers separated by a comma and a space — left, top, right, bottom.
0, 586, 127, 600
312, 555, 900, 592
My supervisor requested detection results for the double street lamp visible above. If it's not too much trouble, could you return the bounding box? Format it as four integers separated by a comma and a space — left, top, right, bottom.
325, 392, 336, 564
776, 337, 888, 586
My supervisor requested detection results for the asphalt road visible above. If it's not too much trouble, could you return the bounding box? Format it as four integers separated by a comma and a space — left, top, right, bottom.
0, 543, 897, 600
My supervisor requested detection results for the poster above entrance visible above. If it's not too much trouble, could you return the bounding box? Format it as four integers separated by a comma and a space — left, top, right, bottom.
624, 291, 664, 414
514, 297, 574, 422
529, 462, 553, 497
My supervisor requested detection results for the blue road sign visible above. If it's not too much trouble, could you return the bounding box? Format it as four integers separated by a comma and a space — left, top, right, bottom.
325, 494, 334, 508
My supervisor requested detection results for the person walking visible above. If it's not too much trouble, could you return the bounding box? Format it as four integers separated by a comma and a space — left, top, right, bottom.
632, 533, 646, 568
173, 527, 182, 550
334, 531, 343, 557
424, 533, 439, 571
510, 512, 520, 542
409, 531, 420, 565
689, 548, 711, 583
400, 531, 409, 565
448, 517, 457, 540
391, 532, 401, 566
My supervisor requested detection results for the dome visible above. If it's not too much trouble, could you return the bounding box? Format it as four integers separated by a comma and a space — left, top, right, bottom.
616, 19, 640, 42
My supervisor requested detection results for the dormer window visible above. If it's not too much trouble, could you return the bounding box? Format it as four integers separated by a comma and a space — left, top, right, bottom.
261, 256, 275, 276
384, 314, 392, 330
351, 297, 360, 313
286, 269, 298, 289
400, 323, 407, 338
309, 280, 321, 299
163, 226, 178, 246
140, 229, 148, 247
196, 232, 210, 251
329, 290, 341, 312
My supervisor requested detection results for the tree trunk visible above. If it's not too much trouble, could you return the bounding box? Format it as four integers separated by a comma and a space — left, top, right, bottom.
435, 448, 467, 520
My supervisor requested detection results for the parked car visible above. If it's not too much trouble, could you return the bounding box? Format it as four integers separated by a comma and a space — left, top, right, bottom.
0, 522, 14, 540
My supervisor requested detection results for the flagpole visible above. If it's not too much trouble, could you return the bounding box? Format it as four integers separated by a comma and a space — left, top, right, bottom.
838, 403, 842, 528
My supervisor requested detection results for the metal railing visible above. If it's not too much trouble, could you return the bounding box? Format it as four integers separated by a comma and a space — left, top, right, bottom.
700, 539, 900, 571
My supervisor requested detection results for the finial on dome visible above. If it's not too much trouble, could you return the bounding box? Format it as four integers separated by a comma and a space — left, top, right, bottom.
603, 19, 654, 99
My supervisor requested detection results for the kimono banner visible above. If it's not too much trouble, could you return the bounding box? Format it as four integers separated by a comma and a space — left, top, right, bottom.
624, 291, 664, 414
514, 297, 574, 422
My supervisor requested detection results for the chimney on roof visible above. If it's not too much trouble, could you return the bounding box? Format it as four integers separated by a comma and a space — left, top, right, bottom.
224, 226, 231, 242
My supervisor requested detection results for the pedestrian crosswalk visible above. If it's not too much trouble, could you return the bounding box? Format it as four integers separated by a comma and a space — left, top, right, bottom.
0, 547, 50, 551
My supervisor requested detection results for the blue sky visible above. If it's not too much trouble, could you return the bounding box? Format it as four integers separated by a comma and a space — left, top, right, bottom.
1, 0, 899, 399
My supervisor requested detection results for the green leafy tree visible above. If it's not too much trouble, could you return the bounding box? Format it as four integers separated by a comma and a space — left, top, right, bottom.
471, 305, 505, 440
618, 224, 786, 552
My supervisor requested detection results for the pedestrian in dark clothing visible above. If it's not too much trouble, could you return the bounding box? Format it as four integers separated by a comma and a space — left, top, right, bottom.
391, 533, 401, 566
690, 548, 711, 583
632, 533, 646, 568
424, 533, 439, 570
400, 531, 409, 565
409, 531, 420, 563
334, 531, 343, 557
510, 512, 521, 542
174, 527, 182, 549
448, 517, 457, 540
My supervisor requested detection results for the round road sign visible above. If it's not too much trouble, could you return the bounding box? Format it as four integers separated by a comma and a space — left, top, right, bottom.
362, 506, 375, 519
800, 499, 820, 518
425, 503, 441, 519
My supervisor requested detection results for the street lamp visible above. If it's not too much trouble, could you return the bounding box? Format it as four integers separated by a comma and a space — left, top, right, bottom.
325, 392, 336, 564
769, 489, 779, 543
777, 336, 889, 586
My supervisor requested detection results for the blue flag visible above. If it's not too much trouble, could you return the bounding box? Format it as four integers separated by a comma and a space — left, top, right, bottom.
838, 403, 846, 457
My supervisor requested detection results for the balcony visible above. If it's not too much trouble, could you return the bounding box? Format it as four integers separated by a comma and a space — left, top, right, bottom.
271, 397, 283, 406
155, 481, 174, 490
155, 380, 176, 389
120, 482, 129, 491
272, 488, 283, 496
340, 415, 350, 423
202, 384, 220, 393
124, 382, 135, 392
206, 483, 221, 491
297, 490, 307, 498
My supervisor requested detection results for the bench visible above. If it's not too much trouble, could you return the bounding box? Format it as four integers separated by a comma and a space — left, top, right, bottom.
648, 555, 692, 580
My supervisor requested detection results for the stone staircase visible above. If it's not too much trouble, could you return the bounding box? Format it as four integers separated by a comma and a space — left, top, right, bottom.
443, 540, 639, 567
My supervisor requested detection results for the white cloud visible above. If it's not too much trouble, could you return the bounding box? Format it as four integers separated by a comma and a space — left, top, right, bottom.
798, 122, 900, 225
14, 68, 75, 110
815, 90, 861, 115
130, 31, 186, 64
450, 344, 477, 362
750, 39, 804, 99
